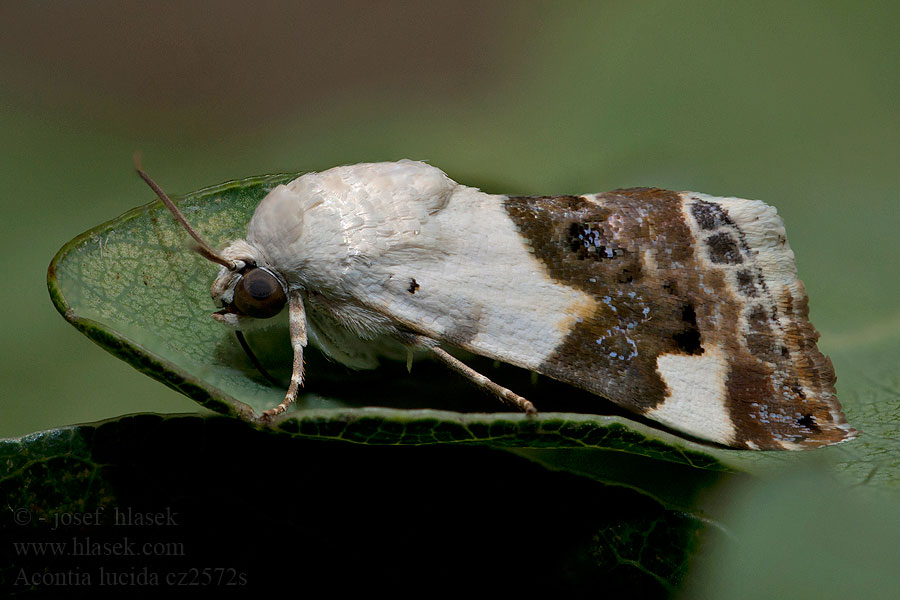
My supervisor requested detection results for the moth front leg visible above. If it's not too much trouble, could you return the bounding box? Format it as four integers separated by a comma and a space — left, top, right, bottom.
422, 340, 537, 415
258, 290, 307, 422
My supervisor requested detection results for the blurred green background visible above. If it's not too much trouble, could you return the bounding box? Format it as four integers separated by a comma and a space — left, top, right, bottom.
2, 0, 897, 436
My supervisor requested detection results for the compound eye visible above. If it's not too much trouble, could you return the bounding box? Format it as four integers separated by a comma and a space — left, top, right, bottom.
232, 268, 286, 319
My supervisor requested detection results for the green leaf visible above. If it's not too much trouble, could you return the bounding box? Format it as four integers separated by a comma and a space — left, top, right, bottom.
46, 174, 731, 470
1, 414, 714, 595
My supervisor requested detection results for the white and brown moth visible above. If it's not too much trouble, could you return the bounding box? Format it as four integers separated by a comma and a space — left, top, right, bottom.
137, 159, 855, 450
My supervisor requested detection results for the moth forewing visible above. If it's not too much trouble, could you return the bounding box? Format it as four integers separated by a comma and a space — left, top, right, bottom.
136, 158, 856, 450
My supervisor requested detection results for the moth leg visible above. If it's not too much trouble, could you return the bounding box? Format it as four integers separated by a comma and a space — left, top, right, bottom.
428, 345, 537, 415
259, 291, 307, 422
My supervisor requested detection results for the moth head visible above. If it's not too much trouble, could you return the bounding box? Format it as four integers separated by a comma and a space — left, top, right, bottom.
209, 249, 288, 329
134, 155, 288, 330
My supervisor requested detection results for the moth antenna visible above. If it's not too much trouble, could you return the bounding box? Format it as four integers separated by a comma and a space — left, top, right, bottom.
133, 152, 236, 270
187, 241, 236, 269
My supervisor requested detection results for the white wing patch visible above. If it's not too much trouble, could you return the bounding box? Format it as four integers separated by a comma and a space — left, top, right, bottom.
365, 184, 599, 370
648, 347, 736, 445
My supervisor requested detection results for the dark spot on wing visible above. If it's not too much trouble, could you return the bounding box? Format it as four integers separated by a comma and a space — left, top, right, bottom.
691, 199, 734, 230
797, 414, 818, 430
567, 221, 625, 261
706, 232, 743, 264
408, 278, 420, 294
745, 305, 774, 356
672, 304, 703, 355
736, 269, 758, 297
617, 266, 639, 283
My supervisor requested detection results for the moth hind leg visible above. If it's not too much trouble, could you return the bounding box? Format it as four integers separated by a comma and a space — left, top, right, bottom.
426, 344, 537, 415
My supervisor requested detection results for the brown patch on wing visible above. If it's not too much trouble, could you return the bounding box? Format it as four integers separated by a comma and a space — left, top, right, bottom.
503, 189, 708, 414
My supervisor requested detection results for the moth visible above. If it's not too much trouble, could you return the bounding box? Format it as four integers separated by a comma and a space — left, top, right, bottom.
136, 158, 855, 450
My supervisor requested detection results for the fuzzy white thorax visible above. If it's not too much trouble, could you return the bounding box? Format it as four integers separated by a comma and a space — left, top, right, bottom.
214, 160, 594, 370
